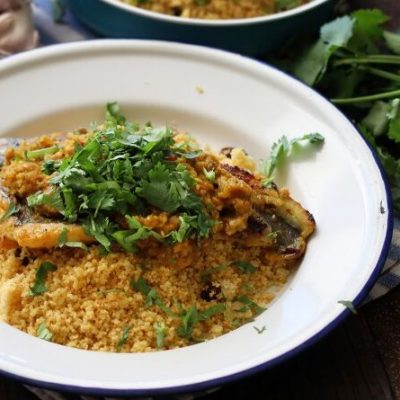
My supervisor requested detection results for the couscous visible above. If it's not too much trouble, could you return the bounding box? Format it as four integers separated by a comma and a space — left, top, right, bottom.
120, 0, 310, 19
0, 104, 315, 352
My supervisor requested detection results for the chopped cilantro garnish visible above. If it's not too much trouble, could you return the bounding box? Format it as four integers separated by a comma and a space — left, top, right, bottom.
116, 325, 131, 352
177, 303, 225, 339
27, 104, 214, 252
0, 201, 18, 223
27, 190, 64, 213
201, 264, 228, 281
234, 261, 257, 274
37, 322, 53, 341
25, 145, 59, 160
203, 168, 216, 182
234, 295, 266, 316
131, 277, 174, 316
30, 262, 57, 296
266, 231, 279, 240
263, 133, 324, 180
253, 325, 267, 334
274, 0, 300, 12
338, 300, 357, 314
153, 322, 166, 349
57, 227, 88, 250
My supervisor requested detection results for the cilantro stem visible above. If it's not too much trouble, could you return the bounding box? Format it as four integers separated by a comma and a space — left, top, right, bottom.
356, 66, 400, 82
333, 54, 400, 67
25, 145, 59, 160
331, 89, 400, 105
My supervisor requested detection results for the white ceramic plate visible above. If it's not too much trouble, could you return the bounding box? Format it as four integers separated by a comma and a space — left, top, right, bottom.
0, 41, 392, 396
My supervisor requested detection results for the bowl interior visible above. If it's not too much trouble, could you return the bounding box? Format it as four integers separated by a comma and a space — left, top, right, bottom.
0, 40, 391, 394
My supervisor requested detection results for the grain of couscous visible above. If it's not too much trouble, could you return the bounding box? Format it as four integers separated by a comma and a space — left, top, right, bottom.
0, 103, 316, 352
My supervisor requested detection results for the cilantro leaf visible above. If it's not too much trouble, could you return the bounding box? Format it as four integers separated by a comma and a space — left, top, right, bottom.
27, 190, 64, 213
348, 9, 389, 54
360, 100, 392, 137
130, 277, 174, 315
37, 322, 53, 341
177, 303, 225, 339
234, 295, 266, 316
30, 262, 57, 296
263, 135, 290, 179
25, 145, 59, 160
116, 325, 131, 352
106, 102, 126, 126
137, 162, 183, 213
293, 16, 354, 85
203, 168, 216, 182
383, 31, 400, 55
388, 99, 400, 143
274, 0, 300, 12
338, 300, 357, 314
253, 325, 266, 334
42, 159, 62, 175
0, 201, 18, 223
234, 260, 257, 274
263, 133, 324, 179
58, 229, 88, 251
153, 322, 166, 349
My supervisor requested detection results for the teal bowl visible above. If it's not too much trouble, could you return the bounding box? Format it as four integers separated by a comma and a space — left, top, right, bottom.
68, 0, 334, 56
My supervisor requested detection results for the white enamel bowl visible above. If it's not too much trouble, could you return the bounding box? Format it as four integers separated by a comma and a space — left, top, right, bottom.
0, 41, 392, 396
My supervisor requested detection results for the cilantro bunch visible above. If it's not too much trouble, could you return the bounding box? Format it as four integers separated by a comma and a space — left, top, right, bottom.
273, 9, 400, 213
27, 103, 214, 251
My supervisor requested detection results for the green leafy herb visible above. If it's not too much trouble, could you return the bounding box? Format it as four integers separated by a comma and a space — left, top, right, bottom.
0, 201, 18, 223
116, 326, 131, 352
25, 145, 59, 160
42, 160, 62, 175
266, 231, 279, 240
201, 264, 228, 281
292, 15, 354, 86
153, 322, 166, 349
57, 228, 88, 250
234, 260, 257, 274
30, 262, 57, 296
234, 295, 266, 316
177, 303, 225, 339
272, 9, 400, 213
27, 104, 214, 251
263, 133, 324, 180
203, 168, 216, 182
338, 300, 357, 315
27, 191, 64, 213
384, 31, 400, 54
274, 0, 300, 12
131, 277, 174, 316
37, 322, 53, 341
253, 325, 267, 334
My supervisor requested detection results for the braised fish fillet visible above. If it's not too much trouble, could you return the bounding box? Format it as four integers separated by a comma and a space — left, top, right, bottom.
0, 135, 314, 258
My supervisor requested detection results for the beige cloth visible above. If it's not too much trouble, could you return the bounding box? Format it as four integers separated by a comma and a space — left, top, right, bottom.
0, 0, 38, 55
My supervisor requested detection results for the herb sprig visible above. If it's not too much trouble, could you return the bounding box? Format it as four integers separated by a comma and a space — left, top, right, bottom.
30, 262, 57, 296
27, 103, 215, 252
273, 9, 400, 212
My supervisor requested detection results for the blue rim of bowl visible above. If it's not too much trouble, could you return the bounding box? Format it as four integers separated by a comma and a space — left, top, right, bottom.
0, 40, 394, 397
100, 0, 331, 26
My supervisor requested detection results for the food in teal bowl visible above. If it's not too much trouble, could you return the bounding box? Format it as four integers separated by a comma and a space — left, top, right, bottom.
68, 0, 334, 55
